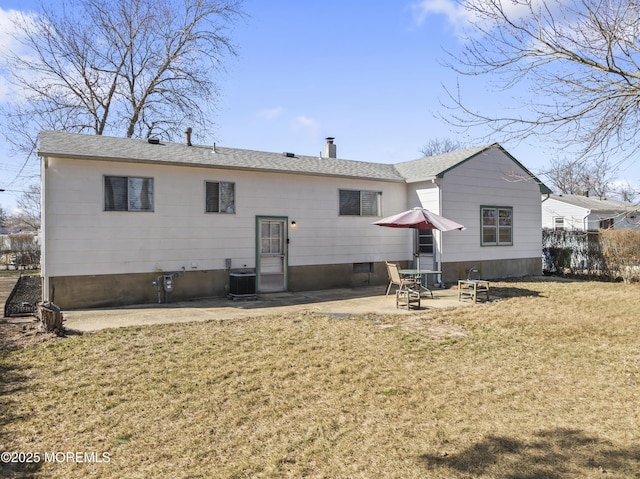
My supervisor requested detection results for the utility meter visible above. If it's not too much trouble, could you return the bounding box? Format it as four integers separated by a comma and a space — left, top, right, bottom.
163, 275, 174, 292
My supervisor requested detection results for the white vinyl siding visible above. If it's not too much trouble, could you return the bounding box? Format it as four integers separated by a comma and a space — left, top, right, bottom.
44, 158, 407, 277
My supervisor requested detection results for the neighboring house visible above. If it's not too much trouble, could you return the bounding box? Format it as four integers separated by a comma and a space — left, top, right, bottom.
541, 194, 640, 231
1, 228, 40, 269
39, 131, 550, 308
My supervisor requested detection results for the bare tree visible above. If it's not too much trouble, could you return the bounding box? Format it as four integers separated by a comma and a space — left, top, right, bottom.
1, 0, 243, 154
419, 138, 464, 157
7, 185, 41, 230
546, 157, 616, 198
441, 0, 640, 162
613, 181, 638, 203
0, 206, 8, 229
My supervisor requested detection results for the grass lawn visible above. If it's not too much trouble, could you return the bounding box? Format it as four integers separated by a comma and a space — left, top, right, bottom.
1, 278, 639, 478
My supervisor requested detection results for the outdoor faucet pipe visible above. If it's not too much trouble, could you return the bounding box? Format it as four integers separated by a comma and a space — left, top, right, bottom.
152, 277, 163, 304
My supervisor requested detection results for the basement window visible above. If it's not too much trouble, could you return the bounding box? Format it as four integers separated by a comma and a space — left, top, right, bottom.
104, 176, 154, 212
353, 262, 374, 274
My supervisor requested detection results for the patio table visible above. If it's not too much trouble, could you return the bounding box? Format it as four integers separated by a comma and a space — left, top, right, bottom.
399, 269, 442, 299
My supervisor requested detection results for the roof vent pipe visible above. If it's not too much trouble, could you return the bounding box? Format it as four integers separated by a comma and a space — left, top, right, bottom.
185, 127, 193, 146
324, 137, 336, 158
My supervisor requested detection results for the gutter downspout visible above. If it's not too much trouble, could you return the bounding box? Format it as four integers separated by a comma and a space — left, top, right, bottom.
583, 209, 591, 230
41, 156, 49, 303
436, 179, 443, 286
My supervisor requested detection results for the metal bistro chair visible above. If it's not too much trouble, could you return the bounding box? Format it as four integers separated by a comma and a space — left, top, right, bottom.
458, 267, 490, 303
385, 262, 421, 309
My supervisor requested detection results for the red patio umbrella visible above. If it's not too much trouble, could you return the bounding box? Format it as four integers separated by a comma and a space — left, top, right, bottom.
372, 207, 465, 231
372, 207, 465, 272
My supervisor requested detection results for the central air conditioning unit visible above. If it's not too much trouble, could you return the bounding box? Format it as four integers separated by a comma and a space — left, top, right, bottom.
229, 272, 256, 299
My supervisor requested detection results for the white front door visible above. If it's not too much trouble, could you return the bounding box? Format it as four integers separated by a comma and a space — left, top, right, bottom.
257, 217, 287, 292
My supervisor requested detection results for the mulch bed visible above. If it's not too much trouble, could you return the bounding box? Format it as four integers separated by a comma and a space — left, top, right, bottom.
4, 275, 41, 317
2, 275, 60, 350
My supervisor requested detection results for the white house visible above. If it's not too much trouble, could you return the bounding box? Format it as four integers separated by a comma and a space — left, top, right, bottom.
38, 131, 550, 308
541, 194, 639, 231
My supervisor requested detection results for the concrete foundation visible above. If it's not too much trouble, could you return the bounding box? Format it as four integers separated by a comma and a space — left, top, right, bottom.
46, 258, 541, 309
287, 261, 406, 292
48, 270, 229, 309
442, 257, 541, 283
47, 262, 399, 309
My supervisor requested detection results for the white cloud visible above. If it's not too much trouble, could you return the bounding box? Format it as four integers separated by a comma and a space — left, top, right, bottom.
255, 106, 284, 121
410, 0, 569, 36
292, 115, 321, 137
0, 8, 21, 58
410, 0, 473, 33
0, 7, 38, 104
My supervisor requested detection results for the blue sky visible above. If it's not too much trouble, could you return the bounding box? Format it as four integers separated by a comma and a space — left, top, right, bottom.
0, 0, 637, 212
213, 2, 464, 158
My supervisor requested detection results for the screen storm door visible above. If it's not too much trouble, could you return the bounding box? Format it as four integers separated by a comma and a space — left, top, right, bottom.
257, 217, 288, 292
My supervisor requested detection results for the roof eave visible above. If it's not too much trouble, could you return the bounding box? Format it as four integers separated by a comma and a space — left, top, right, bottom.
431, 143, 553, 194
40, 151, 406, 183
404, 175, 439, 185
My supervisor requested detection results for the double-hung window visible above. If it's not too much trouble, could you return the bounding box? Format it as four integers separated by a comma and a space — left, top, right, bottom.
481, 206, 513, 246
104, 176, 154, 212
339, 189, 382, 216
206, 181, 235, 213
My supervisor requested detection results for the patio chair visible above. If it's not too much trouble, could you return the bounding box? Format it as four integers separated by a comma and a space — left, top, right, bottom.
385, 261, 419, 295
458, 267, 490, 303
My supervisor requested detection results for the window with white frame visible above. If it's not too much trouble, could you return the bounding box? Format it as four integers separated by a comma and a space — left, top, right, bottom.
481, 206, 513, 246
554, 217, 565, 230
104, 176, 154, 211
339, 189, 381, 216
206, 181, 235, 213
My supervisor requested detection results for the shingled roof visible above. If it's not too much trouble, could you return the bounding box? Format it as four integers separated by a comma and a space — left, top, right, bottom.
38, 131, 550, 192
394, 144, 492, 181
394, 143, 552, 193
38, 131, 404, 182
548, 194, 638, 213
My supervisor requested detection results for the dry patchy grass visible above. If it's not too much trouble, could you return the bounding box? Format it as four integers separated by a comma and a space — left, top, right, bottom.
1, 278, 639, 478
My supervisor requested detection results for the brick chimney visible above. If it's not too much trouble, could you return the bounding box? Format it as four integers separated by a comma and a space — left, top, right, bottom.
323, 137, 336, 158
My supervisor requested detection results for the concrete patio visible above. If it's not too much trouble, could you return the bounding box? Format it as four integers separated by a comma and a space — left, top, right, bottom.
61, 285, 484, 332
